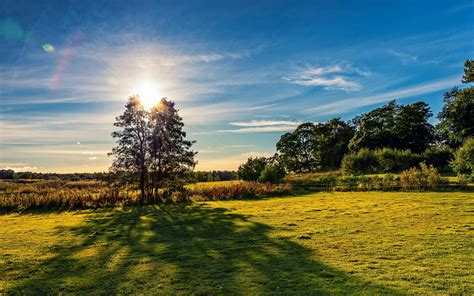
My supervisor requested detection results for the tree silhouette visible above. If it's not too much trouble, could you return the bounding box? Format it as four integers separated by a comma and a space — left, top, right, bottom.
109, 96, 196, 200
109, 96, 149, 199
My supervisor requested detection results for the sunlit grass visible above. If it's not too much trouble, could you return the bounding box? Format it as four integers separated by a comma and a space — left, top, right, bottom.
1, 191, 472, 294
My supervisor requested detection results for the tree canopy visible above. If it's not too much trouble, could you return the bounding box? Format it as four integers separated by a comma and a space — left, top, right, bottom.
109, 96, 196, 199
349, 100, 434, 153
276, 119, 354, 173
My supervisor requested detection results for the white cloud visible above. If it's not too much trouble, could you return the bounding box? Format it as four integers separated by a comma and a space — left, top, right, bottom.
228, 120, 302, 127
223, 144, 254, 148
284, 63, 370, 91
218, 119, 303, 133
247, 103, 279, 110
88, 156, 98, 160
387, 49, 418, 64
305, 76, 458, 116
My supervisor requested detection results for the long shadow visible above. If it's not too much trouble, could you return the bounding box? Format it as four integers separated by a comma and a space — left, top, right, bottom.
8, 204, 404, 295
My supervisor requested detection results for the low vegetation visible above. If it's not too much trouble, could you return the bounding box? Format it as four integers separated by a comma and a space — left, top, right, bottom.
1, 192, 472, 294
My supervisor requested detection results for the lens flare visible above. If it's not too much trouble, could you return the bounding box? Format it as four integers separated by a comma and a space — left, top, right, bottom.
42, 43, 55, 53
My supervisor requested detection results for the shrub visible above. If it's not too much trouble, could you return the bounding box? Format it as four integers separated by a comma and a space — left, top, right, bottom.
237, 157, 269, 181
375, 148, 420, 173
450, 137, 474, 176
181, 182, 292, 201
374, 148, 420, 173
422, 146, 452, 171
258, 164, 286, 184
341, 149, 379, 175
399, 163, 445, 190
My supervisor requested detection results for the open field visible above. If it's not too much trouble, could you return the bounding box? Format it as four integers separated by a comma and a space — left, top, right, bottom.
1, 191, 472, 294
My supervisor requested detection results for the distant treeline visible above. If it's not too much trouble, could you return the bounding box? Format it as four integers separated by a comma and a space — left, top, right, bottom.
191, 171, 238, 182
0, 170, 110, 181
0, 169, 237, 182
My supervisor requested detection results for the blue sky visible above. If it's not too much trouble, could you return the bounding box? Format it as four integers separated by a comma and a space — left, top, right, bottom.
0, 0, 473, 172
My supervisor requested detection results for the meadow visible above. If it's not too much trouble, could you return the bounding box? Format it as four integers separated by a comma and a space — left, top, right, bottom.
1, 191, 472, 294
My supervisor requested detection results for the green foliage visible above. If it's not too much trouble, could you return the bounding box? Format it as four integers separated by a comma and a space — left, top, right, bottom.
237, 157, 269, 181
450, 137, 474, 176
342, 148, 430, 175
0, 169, 15, 179
110, 97, 196, 200
462, 59, 474, 83
258, 164, 286, 184
276, 123, 320, 173
437, 87, 474, 148
374, 148, 420, 173
349, 100, 435, 153
341, 149, 379, 175
399, 163, 445, 190
277, 119, 354, 173
421, 146, 452, 171
192, 171, 237, 182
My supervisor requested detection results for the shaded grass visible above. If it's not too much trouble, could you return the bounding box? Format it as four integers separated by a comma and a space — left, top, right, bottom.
0, 191, 473, 294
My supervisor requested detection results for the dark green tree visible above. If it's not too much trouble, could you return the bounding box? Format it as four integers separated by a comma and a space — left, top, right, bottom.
237, 157, 269, 181
277, 119, 354, 173
109, 96, 149, 199
110, 96, 196, 200
148, 98, 196, 198
349, 100, 435, 153
276, 123, 319, 173
450, 137, 474, 176
462, 59, 474, 83
258, 163, 286, 184
313, 118, 355, 169
437, 84, 473, 148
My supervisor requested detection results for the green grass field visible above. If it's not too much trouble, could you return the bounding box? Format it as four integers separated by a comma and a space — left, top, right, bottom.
1, 191, 473, 294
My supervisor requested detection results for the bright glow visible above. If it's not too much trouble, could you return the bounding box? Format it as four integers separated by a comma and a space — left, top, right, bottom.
132, 79, 161, 109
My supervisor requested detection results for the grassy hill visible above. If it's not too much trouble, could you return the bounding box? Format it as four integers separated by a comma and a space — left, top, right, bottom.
1, 191, 472, 294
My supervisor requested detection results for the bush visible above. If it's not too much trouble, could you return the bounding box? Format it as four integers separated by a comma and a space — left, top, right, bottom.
258, 164, 286, 184
450, 137, 474, 176
237, 157, 269, 181
341, 149, 379, 175
374, 148, 419, 173
399, 163, 445, 190
422, 146, 452, 171
181, 182, 292, 201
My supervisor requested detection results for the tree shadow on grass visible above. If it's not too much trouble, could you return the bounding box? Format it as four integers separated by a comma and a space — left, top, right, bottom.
8, 204, 404, 295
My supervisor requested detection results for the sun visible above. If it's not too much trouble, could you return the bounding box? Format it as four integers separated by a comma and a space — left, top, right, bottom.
132, 79, 161, 109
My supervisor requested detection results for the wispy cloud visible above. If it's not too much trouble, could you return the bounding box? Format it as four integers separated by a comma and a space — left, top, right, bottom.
284, 63, 370, 91
223, 144, 254, 148
305, 76, 458, 116
228, 120, 302, 127
247, 103, 279, 110
387, 49, 418, 64
218, 120, 303, 133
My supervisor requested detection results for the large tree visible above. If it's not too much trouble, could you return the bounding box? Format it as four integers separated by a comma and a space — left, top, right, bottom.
276, 123, 319, 173
349, 100, 435, 153
313, 118, 355, 169
148, 98, 196, 197
110, 96, 196, 200
109, 96, 149, 199
437, 60, 474, 148
276, 119, 354, 173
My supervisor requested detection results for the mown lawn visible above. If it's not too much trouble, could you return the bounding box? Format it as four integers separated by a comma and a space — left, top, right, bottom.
0, 192, 472, 294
